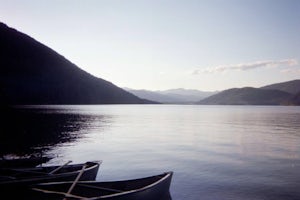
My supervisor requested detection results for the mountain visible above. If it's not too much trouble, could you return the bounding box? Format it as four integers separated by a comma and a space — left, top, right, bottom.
157, 89, 218, 102
285, 92, 300, 105
0, 22, 154, 105
197, 87, 293, 105
197, 79, 300, 105
125, 88, 217, 104
124, 88, 178, 103
260, 80, 300, 94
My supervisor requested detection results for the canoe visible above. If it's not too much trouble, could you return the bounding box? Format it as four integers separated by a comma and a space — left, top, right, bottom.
29, 171, 173, 200
0, 160, 102, 187
0, 156, 52, 168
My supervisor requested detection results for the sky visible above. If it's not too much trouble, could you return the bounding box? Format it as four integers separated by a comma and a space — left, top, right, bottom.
1, 0, 300, 91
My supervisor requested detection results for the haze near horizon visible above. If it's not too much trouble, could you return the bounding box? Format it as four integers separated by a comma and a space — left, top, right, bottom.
1, 0, 299, 91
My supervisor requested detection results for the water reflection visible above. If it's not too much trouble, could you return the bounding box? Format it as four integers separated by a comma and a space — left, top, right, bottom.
0, 107, 105, 157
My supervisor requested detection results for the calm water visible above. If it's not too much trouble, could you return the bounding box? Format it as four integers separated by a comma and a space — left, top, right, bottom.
1, 105, 300, 200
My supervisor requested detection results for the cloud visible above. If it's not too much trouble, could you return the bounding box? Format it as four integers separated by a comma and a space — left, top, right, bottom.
280, 68, 300, 74
193, 59, 298, 74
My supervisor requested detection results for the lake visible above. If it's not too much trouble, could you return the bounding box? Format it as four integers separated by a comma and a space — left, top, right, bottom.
1, 105, 300, 200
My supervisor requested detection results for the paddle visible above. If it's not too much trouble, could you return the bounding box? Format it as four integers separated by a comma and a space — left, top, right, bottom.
63, 164, 87, 200
48, 160, 72, 174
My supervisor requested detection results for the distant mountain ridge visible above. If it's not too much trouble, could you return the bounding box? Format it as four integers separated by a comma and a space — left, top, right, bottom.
0, 22, 154, 105
260, 79, 300, 94
198, 80, 300, 105
124, 88, 217, 104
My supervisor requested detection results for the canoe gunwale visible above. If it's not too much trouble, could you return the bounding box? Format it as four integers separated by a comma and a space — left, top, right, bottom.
98, 171, 173, 199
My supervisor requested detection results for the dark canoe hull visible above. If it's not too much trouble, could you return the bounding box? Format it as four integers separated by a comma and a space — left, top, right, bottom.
30, 171, 173, 200
0, 156, 52, 168
0, 161, 101, 188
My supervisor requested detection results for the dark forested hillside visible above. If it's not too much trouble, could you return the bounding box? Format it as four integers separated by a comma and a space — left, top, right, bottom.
0, 22, 153, 105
